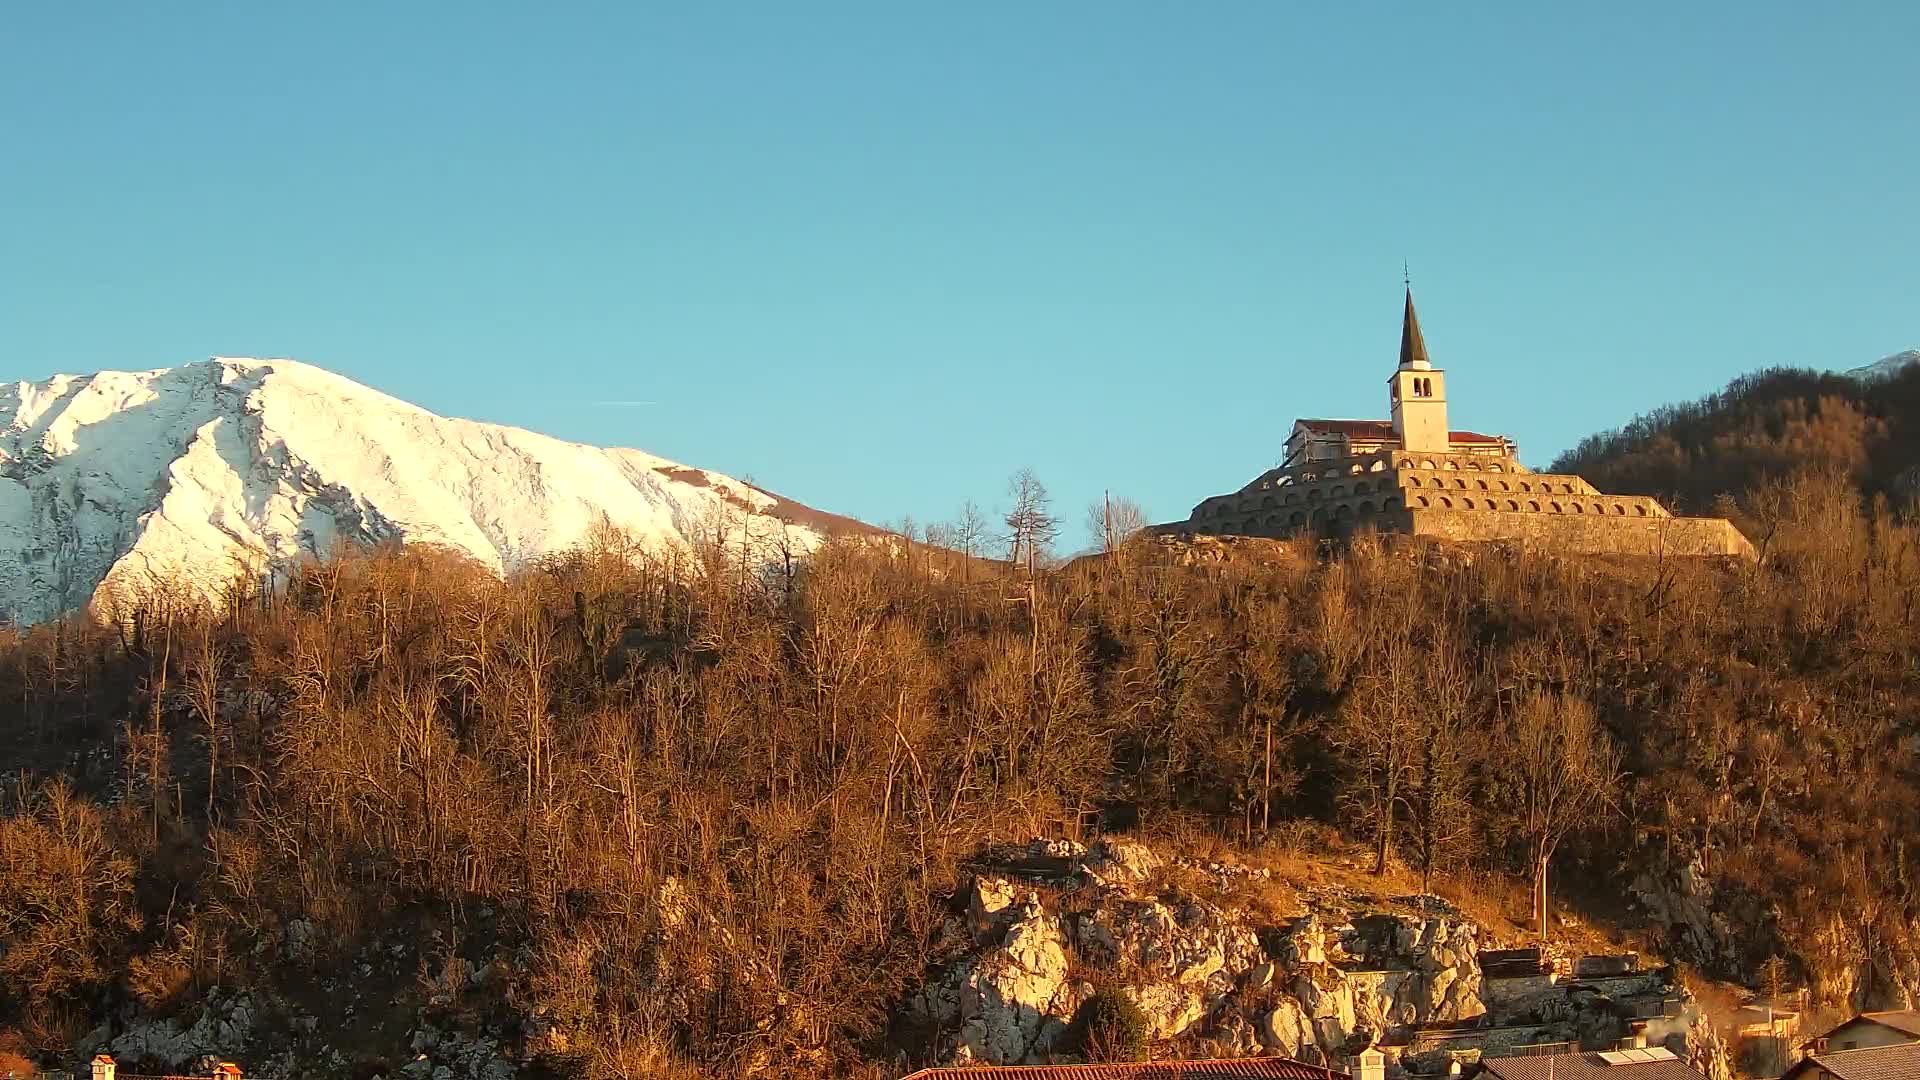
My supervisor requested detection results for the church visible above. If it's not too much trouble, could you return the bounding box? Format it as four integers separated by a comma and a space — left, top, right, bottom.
1164, 290, 1755, 559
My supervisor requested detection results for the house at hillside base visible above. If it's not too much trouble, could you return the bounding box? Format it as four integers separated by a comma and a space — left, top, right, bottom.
900, 1056, 1349, 1080
1802, 1010, 1920, 1053
1780, 1011, 1920, 1079
1781, 1041, 1920, 1080
1158, 290, 1754, 559
1473, 1043, 1705, 1080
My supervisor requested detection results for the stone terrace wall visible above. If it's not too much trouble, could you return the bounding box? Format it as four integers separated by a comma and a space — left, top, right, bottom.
1405, 509, 1756, 559
1164, 448, 1755, 560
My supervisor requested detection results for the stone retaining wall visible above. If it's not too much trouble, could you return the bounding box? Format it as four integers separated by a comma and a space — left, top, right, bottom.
1404, 509, 1755, 559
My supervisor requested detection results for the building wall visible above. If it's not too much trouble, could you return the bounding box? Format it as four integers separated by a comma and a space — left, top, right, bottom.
1405, 509, 1756, 559
1390, 369, 1450, 453
1173, 449, 1755, 560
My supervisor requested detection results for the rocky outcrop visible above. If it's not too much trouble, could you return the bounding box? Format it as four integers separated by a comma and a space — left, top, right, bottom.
914, 840, 1488, 1068
1635, 855, 1920, 1013
915, 839, 1738, 1080
1631, 858, 1762, 982
96, 989, 266, 1070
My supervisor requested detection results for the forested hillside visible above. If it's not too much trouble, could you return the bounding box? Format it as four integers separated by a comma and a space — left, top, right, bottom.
1549, 361, 1920, 517
1, 458, 1917, 1077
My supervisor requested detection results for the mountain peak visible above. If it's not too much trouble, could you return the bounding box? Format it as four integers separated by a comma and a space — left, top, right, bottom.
0, 359, 846, 624
1847, 349, 1920, 380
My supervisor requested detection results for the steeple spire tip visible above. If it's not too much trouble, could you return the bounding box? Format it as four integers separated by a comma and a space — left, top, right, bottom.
1399, 282, 1431, 370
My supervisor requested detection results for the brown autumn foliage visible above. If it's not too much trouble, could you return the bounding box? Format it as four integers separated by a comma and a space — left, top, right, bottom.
0, 449, 1916, 1077
1551, 363, 1920, 516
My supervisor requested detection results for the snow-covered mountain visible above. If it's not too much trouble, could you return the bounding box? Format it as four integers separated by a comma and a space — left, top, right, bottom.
1847, 350, 1920, 380
0, 358, 855, 624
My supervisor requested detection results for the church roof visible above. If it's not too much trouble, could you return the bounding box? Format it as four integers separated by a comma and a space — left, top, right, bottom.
1293, 418, 1504, 445
1400, 287, 1431, 369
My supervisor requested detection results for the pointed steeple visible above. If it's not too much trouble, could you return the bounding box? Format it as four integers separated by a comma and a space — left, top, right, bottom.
1398, 287, 1431, 370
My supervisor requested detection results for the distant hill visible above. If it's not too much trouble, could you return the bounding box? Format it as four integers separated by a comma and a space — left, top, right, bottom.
1549, 355, 1920, 515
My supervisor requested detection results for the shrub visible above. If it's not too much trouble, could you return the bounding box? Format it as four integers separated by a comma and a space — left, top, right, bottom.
1076, 990, 1151, 1063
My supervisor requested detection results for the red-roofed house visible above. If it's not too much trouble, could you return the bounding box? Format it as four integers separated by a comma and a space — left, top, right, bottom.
899, 1057, 1349, 1080
1805, 1011, 1920, 1052
1781, 1041, 1920, 1080
1475, 1046, 1706, 1080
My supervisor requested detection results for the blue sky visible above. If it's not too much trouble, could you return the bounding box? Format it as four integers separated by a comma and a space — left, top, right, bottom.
4, 4, 1916, 547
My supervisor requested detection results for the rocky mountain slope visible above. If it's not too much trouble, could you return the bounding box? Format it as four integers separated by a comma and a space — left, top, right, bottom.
1845, 349, 1920, 380
76, 838, 1734, 1080
0, 358, 852, 624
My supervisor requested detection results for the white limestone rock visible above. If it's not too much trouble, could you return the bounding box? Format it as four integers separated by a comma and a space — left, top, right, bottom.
1085, 838, 1161, 886
1125, 983, 1207, 1041
954, 902, 1080, 1063
1258, 997, 1317, 1058
969, 876, 1022, 941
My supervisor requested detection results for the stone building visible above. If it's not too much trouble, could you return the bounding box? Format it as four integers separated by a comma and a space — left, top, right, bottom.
1162, 290, 1755, 559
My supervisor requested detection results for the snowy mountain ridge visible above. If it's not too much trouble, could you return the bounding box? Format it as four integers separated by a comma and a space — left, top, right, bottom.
1846, 349, 1920, 380
0, 358, 841, 625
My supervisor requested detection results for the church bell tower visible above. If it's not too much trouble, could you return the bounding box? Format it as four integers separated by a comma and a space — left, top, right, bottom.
1388, 287, 1449, 453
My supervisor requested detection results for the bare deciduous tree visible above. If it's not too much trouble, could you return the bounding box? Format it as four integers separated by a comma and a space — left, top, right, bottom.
1085, 493, 1148, 555
1003, 468, 1059, 575
1508, 690, 1621, 939
952, 499, 990, 584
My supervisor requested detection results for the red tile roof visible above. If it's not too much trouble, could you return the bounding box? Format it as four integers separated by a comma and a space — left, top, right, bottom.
900, 1058, 1347, 1080
1479, 1049, 1705, 1080
1293, 419, 1505, 445
1785, 1042, 1920, 1080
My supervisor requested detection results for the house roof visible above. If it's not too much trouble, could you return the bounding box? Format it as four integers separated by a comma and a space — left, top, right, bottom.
1855, 1011, 1920, 1038
899, 1058, 1347, 1080
1785, 1042, 1920, 1080
1291, 419, 1505, 445
1478, 1048, 1705, 1080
